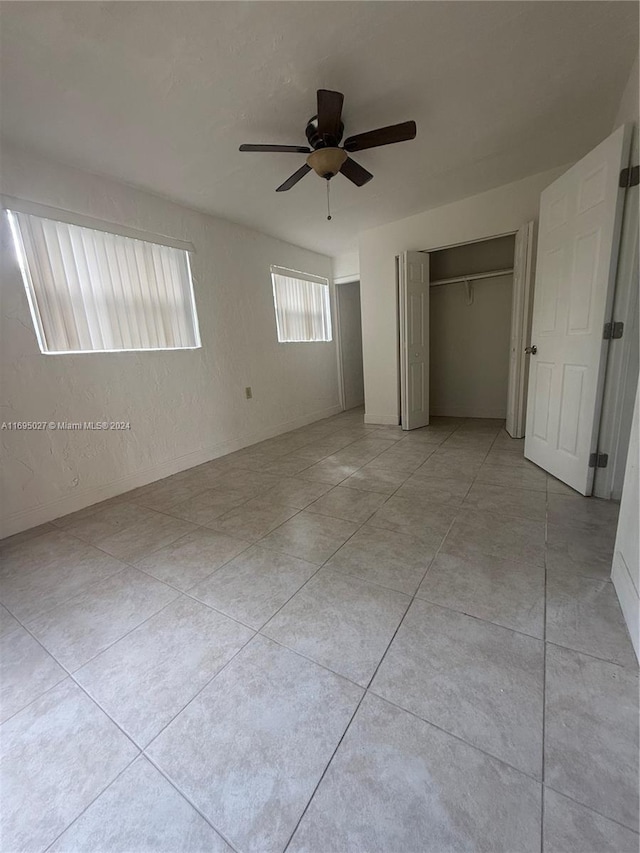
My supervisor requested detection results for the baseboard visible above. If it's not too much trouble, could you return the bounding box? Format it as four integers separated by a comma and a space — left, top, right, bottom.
430, 406, 507, 419
365, 409, 506, 425
364, 413, 400, 426
611, 552, 639, 662
0, 403, 343, 539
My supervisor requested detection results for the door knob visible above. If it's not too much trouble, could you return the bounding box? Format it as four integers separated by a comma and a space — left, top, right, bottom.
525, 345, 537, 355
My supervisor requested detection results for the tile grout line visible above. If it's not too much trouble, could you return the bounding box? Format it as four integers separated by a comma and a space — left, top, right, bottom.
1, 415, 418, 547
280, 421, 508, 851
540, 472, 550, 852
125, 436, 442, 853
0, 590, 190, 727
0, 418, 477, 690
408, 594, 545, 642
2, 419, 429, 566
2, 489, 312, 853
0, 440, 457, 683
189, 473, 557, 795
9, 415, 619, 851
42, 420, 379, 543
40, 753, 143, 853
359, 422, 496, 694
252, 461, 419, 641
280, 689, 369, 853
20, 598, 262, 853
362, 688, 546, 785
37, 615, 260, 851
541, 783, 640, 837
141, 753, 243, 853
281, 421, 483, 848
11, 524, 261, 657
5, 425, 584, 824
245, 421, 479, 850
21, 514, 278, 631
0, 620, 172, 853
136, 622, 261, 750
0, 420, 445, 697
248, 422, 478, 643
2, 520, 231, 628
9, 596, 554, 807
480, 428, 543, 833
177, 425, 414, 562
0, 420, 564, 694
29, 436, 619, 684
542, 638, 637, 667
5, 601, 208, 754
201, 426, 470, 692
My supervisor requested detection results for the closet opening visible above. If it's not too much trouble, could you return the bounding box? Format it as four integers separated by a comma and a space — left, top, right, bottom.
396, 224, 534, 435
429, 234, 516, 422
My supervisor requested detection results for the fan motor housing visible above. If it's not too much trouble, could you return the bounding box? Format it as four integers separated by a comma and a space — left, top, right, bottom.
305, 116, 345, 149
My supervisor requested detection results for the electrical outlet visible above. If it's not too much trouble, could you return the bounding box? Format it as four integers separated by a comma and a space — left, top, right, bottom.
245, 386, 253, 400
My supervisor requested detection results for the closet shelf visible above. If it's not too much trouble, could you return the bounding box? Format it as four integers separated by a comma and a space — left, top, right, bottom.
430, 267, 514, 287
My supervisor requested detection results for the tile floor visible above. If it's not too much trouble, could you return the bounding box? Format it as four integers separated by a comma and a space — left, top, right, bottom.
1, 409, 638, 853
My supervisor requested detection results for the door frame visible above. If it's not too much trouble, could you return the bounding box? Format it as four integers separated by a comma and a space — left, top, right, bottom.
506, 222, 536, 437
593, 151, 639, 499
403, 227, 534, 429
333, 272, 361, 412
397, 251, 430, 430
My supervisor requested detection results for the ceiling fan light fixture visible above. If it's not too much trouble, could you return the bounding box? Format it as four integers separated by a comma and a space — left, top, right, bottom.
306, 147, 347, 179
239, 90, 416, 192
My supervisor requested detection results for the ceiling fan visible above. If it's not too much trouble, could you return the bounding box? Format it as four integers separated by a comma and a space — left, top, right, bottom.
239, 89, 417, 193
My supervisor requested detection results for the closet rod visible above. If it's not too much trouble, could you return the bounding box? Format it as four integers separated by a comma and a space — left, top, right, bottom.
430, 267, 514, 287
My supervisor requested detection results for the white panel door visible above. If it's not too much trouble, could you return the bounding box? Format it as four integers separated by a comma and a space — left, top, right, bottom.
524, 125, 631, 494
399, 251, 429, 430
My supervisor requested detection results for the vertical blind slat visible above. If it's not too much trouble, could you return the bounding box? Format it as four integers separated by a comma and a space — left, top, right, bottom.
271, 270, 332, 343
19, 217, 64, 350
9, 211, 199, 353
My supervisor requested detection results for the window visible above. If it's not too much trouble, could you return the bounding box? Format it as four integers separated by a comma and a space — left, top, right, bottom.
270, 265, 332, 343
6, 201, 200, 354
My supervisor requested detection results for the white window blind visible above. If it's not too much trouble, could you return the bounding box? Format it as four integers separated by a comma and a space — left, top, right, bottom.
7, 208, 201, 354
270, 266, 332, 343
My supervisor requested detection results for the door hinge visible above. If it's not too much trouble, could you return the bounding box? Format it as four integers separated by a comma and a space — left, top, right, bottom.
589, 452, 609, 468
603, 321, 624, 340
619, 165, 639, 188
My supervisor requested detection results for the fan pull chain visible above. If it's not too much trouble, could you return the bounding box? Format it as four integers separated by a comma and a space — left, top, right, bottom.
326, 180, 332, 221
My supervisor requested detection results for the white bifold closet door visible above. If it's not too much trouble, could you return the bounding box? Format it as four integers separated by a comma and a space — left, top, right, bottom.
506, 222, 535, 438
398, 251, 430, 430
524, 124, 632, 495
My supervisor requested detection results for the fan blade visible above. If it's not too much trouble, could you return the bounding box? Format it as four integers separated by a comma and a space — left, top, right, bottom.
317, 89, 344, 141
343, 120, 417, 152
239, 144, 311, 153
276, 163, 312, 192
340, 157, 373, 187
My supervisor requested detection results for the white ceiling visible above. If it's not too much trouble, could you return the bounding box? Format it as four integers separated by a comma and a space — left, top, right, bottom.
1, 2, 637, 257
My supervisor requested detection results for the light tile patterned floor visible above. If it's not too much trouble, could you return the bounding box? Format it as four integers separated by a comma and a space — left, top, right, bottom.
1, 410, 638, 852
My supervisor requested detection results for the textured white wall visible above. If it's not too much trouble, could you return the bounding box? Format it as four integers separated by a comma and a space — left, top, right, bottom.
357, 166, 566, 424
0, 146, 339, 536
332, 251, 360, 282
613, 54, 639, 147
